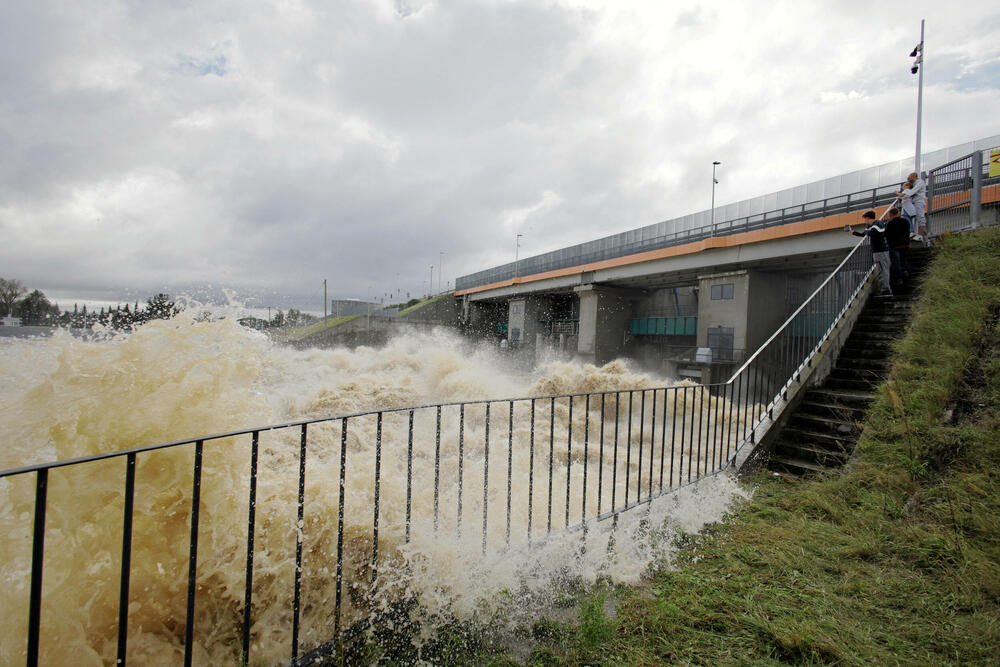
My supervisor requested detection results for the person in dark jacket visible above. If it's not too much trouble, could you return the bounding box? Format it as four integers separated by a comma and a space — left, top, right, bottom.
884, 207, 910, 288
846, 210, 891, 295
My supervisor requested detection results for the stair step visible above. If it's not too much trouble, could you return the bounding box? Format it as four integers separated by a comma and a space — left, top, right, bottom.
797, 403, 867, 422
780, 426, 856, 447
826, 376, 883, 391
769, 455, 837, 476
773, 440, 853, 466
788, 413, 862, 435
836, 357, 890, 371
806, 388, 874, 409
841, 345, 893, 358
830, 367, 887, 382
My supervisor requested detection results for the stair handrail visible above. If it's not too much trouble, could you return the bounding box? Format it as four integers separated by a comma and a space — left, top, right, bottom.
727, 237, 867, 385
726, 198, 898, 387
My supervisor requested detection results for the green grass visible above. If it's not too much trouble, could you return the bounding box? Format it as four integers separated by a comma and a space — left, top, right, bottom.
513, 228, 1000, 665
268, 314, 360, 342
396, 293, 451, 316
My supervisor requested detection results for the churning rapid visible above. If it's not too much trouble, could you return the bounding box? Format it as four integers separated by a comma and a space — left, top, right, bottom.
0, 313, 752, 665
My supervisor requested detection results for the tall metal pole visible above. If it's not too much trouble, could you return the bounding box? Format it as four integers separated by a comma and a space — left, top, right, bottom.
711, 161, 721, 228
429, 265, 434, 297
515, 233, 523, 277
324, 279, 327, 327
912, 20, 925, 173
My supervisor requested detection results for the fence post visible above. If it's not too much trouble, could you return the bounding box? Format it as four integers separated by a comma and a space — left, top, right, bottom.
971, 150, 983, 229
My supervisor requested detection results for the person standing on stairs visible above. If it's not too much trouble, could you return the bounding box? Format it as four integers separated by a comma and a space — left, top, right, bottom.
885, 207, 911, 289
846, 210, 892, 296
897, 172, 927, 240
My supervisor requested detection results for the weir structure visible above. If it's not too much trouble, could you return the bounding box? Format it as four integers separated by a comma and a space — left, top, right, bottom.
0, 148, 995, 666
457, 137, 1000, 378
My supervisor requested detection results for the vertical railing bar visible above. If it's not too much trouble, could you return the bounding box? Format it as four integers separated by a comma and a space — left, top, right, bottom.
26, 468, 48, 667
291, 425, 308, 664
582, 394, 590, 525
659, 387, 668, 492
547, 397, 555, 535
565, 396, 573, 529
457, 404, 465, 537
334, 419, 348, 644
433, 406, 441, 532
612, 393, 620, 512
506, 401, 514, 547
483, 403, 490, 554
687, 387, 696, 482
670, 387, 679, 487
371, 413, 383, 586
712, 384, 721, 472
724, 382, 734, 463
648, 388, 657, 501
678, 386, 687, 483
597, 393, 606, 515
625, 391, 634, 506
117, 452, 137, 667
694, 387, 703, 479
528, 398, 536, 543
241, 433, 259, 666
406, 410, 414, 544
184, 440, 204, 667
637, 390, 645, 504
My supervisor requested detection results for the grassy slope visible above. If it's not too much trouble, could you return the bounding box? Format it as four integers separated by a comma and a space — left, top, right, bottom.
267, 314, 360, 343
396, 293, 451, 317
522, 228, 1000, 665
270, 295, 447, 344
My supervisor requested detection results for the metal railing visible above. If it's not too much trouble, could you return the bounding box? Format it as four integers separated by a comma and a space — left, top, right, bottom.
1, 242, 877, 666
457, 181, 900, 291
927, 150, 988, 236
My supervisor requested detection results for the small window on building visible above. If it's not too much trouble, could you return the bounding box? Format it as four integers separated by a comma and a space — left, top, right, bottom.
707, 326, 735, 361
511, 304, 522, 314
710, 283, 734, 300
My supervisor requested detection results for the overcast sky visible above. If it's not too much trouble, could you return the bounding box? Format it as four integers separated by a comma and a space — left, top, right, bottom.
2, 0, 999, 311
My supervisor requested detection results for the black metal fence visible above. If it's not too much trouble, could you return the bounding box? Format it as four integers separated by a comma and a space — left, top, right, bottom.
1, 241, 876, 666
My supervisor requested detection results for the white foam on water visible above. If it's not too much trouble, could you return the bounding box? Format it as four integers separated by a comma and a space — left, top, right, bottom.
0, 313, 753, 664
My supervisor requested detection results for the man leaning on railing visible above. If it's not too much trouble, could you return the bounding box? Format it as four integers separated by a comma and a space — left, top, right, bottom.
846, 210, 892, 296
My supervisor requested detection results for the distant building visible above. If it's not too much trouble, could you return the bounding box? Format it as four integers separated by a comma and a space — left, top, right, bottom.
329, 299, 383, 317
1, 316, 21, 327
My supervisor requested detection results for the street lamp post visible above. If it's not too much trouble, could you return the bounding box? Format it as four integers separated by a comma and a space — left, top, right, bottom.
711, 161, 721, 228
910, 20, 925, 173
515, 233, 523, 277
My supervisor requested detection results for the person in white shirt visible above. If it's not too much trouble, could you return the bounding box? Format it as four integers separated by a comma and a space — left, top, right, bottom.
897, 172, 926, 239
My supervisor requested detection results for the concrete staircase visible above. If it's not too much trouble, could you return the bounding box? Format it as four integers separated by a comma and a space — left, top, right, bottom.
767, 246, 933, 476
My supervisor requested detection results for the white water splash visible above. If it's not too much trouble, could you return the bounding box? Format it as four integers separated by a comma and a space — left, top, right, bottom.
0, 314, 751, 664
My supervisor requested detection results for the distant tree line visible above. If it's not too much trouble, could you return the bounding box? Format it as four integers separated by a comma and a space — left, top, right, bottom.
239, 307, 318, 330
0, 277, 181, 329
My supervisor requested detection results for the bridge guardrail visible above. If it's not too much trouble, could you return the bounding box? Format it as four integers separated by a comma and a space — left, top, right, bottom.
457, 165, 999, 292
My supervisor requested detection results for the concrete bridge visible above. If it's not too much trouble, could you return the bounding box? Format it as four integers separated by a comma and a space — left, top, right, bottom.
455, 136, 1000, 381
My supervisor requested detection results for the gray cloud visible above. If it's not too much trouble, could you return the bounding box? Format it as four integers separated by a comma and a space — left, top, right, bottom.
1, 1, 999, 310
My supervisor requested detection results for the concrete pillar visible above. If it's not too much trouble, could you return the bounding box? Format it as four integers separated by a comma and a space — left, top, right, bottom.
575, 285, 631, 365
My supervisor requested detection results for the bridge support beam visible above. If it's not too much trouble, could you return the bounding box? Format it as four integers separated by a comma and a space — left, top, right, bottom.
575, 284, 631, 366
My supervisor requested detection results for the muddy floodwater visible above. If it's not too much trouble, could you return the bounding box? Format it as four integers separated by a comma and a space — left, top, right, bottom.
0, 314, 749, 665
